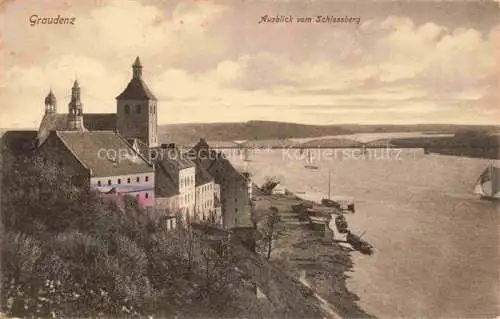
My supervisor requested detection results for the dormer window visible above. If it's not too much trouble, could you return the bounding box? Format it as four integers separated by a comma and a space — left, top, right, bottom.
125, 105, 130, 114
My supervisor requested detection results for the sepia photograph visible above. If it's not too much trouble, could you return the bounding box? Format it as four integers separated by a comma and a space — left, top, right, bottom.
0, 0, 499, 318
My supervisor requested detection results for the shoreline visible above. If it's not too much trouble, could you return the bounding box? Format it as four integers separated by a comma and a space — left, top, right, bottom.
253, 190, 374, 318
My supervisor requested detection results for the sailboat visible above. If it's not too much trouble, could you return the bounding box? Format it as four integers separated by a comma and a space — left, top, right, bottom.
304, 149, 318, 169
321, 169, 356, 213
321, 169, 339, 209
473, 163, 500, 200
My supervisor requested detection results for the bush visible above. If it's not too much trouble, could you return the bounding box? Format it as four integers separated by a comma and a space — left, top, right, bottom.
1, 154, 267, 318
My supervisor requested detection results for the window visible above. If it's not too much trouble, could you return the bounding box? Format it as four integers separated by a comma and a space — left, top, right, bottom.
118, 178, 121, 184
234, 208, 238, 212
136, 104, 141, 114
145, 176, 149, 182
145, 193, 149, 199
136, 177, 140, 183
127, 178, 130, 184
97, 180, 101, 186
125, 104, 130, 114
136, 194, 140, 199
108, 180, 111, 186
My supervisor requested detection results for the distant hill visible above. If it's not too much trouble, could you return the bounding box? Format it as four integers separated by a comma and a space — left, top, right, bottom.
158, 121, 352, 144
158, 121, 500, 144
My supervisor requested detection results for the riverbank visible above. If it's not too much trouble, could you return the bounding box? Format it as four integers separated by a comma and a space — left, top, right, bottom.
253, 191, 374, 318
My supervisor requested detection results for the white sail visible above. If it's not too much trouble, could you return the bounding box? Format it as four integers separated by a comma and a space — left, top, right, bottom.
474, 165, 500, 199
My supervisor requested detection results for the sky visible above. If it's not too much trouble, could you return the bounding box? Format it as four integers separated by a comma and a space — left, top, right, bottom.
0, 0, 498, 128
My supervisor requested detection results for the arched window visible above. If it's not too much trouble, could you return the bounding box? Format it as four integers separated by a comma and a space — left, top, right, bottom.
125, 105, 130, 114
97, 180, 101, 186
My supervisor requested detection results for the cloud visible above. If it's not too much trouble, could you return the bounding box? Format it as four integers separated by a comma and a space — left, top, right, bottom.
0, 0, 497, 127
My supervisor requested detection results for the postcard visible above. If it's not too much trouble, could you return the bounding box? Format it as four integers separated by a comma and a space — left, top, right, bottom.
1, 0, 499, 318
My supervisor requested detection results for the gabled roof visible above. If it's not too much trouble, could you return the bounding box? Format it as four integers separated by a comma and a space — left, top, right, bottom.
38, 113, 117, 144
47, 131, 153, 177
195, 164, 213, 186
116, 78, 157, 100
155, 161, 180, 197
189, 139, 248, 185
205, 156, 249, 185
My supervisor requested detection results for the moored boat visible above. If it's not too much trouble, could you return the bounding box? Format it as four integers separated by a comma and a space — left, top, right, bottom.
306, 206, 332, 230
346, 231, 374, 255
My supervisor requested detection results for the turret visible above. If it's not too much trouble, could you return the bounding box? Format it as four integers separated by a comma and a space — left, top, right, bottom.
44, 89, 57, 114
67, 80, 86, 131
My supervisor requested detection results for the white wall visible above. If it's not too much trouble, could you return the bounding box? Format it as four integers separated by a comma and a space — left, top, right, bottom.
178, 166, 196, 220
90, 172, 155, 207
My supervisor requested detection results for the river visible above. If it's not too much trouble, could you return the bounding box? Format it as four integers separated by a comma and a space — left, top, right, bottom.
226, 148, 499, 318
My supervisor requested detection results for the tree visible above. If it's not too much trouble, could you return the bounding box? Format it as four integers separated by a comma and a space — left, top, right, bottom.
258, 207, 281, 260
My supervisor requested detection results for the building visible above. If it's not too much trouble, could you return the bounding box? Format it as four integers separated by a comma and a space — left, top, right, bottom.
190, 139, 252, 229
152, 146, 196, 220
4, 57, 244, 230
116, 57, 158, 148
37, 130, 155, 208
37, 82, 117, 146
195, 164, 221, 224
271, 183, 287, 195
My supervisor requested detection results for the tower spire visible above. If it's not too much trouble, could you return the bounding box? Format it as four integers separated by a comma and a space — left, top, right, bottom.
67, 79, 85, 131
44, 88, 57, 114
132, 56, 143, 79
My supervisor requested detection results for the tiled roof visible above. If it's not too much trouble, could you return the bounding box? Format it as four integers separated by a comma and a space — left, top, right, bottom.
150, 147, 195, 170
189, 139, 247, 185
155, 161, 179, 197
195, 164, 213, 186
116, 78, 157, 100
49, 131, 153, 177
38, 113, 117, 144
206, 156, 248, 184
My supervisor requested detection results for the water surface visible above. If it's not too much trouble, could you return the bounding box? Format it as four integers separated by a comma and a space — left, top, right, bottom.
227, 149, 499, 318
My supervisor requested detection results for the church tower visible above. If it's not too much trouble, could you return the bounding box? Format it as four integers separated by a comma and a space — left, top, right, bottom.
116, 57, 158, 148
44, 89, 57, 114
67, 80, 86, 131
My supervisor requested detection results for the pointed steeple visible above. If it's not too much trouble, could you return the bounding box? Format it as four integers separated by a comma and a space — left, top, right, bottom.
132, 56, 143, 79
44, 89, 57, 114
67, 79, 85, 131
